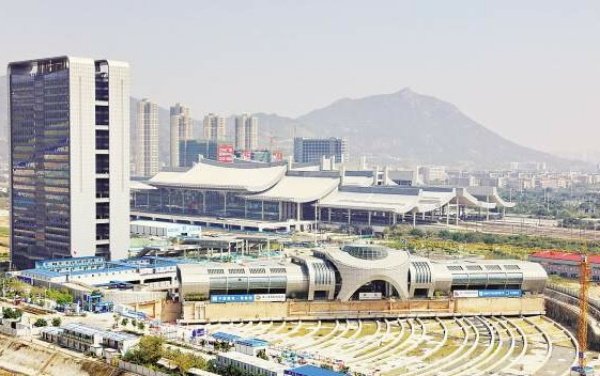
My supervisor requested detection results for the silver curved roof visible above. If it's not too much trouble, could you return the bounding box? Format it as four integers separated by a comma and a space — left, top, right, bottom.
323, 246, 410, 269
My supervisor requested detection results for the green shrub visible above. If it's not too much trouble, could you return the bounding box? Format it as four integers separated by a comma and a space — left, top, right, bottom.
408, 228, 425, 237
2, 307, 22, 319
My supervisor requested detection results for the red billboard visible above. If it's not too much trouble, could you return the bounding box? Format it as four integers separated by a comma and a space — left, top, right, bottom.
272, 151, 283, 161
217, 144, 234, 163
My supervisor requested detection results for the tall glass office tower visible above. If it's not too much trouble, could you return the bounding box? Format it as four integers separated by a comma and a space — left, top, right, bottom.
8, 56, 130, 269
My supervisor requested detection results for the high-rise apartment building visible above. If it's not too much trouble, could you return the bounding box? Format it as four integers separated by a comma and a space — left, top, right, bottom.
8, 56, 130, 269
293, 137, 347, 164
170, 103, 192, 168
234, 114, 258, 151
203, 113, 225, 141
234, 115, 246, 150
135, 99, 159, 176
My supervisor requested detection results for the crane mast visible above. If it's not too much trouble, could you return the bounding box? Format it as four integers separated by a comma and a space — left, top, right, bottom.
577, 253, 591, 375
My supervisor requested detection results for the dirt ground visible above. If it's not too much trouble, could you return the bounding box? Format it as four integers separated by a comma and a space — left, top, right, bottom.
0, 333, 116, 376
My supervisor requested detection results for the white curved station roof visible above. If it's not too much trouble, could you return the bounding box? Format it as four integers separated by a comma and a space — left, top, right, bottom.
466, 186, 515, 208
130, 180, 156, 190
317, 187, 421, 214
417, 188, 456, 212
246, 175, 339, 203
148, 161, 287, 192
454, 187, 496, 209
343, 175, 376, 187
136, 161, 514, 213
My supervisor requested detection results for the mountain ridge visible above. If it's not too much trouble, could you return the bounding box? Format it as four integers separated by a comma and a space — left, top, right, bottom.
282, 88, 568, 168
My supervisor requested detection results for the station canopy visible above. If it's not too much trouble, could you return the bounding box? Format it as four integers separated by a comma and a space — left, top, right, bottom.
148, 160, 286, 192
246, 175, 339, 203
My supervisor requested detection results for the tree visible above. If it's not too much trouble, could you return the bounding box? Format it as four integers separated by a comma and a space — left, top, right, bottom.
51, 317, 61, 327
30, 286, 45, 299
3, 278, 29, 298
46, 289, 73, 306
134, 335, 165, 365
171, 350, 196, 376
2, 307, 22, 319
137, 321, 145, 330
131, 319, 137, 327
256, 349, 268, 360
33, 318, 48, 327
121, 318, 129, 327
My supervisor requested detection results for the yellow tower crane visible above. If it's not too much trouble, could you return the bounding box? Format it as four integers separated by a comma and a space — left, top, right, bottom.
573, 253, 593, 376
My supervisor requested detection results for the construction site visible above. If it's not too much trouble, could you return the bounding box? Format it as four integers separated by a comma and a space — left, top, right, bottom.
200, 315, 577, 375
7, 241, 600, 375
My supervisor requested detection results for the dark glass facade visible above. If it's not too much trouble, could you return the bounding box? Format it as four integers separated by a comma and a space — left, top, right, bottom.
10, 60, 71, 269
132, 188, 282, 221
293, 137, 346, 164
179, 140, 218, 167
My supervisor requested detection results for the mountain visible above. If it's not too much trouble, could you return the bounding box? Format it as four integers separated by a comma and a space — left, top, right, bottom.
249, 113, 309, 153
255, 88, 575, 169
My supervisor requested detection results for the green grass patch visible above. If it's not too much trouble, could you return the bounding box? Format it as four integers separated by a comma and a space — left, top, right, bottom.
289, 327, 312, 337
357, 322, 377, 337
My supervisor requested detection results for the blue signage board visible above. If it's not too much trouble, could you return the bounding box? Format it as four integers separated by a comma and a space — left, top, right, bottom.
17, 276, 32, 284
478, 289, 522, 298
210, 294, 255, 303
191, 328, 205, 337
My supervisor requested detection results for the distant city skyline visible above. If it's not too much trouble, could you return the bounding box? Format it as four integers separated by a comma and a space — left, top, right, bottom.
1, 1, 598, 153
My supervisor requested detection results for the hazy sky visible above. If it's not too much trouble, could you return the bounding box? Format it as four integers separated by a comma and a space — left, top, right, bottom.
1, 1, 598, 153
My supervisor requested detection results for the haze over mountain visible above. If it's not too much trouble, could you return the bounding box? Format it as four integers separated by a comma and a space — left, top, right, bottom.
254, 88, 581, 169
0, 78, 582, 169
281, 88, 570, 168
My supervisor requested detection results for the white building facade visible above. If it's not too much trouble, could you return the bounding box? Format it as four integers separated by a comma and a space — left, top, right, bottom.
203, 113, 225, 141
170, 103, 192, 167
135, 99, 159, 177
234, 114, 258, 151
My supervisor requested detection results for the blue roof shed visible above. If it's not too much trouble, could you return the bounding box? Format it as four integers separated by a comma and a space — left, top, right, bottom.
285, 365, 345, 376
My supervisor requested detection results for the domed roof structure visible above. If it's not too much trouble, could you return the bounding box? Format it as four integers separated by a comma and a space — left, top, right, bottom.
321, 244, 411, 300
342, 244, 389, 260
